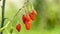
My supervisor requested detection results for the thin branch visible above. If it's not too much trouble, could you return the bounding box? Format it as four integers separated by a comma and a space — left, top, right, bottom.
0, 2, 27, 32
0, 0, 6, 34
10, 4, 26, 21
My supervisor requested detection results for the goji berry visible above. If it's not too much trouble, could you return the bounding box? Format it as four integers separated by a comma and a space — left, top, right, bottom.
22, 15, 30, 24
29, 13, 35, 20
16, 24, 21, 32
32, 9, 37, 16
25, 21, 31, 30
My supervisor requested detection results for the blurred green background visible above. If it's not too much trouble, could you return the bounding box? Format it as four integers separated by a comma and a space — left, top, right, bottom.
0, 0, 60, 34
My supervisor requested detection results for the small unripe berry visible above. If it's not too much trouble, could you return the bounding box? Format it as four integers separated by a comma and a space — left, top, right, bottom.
16, 24, 21, 32
10, 27, 13, 33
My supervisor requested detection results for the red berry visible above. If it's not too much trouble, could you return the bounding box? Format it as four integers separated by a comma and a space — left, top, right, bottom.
29, 13, 35, 20
16, 24, 21, 32
22, 15, 30, 24
25, 15, 31, 21
22, 15, 26, 24
32, 9, 37, 16
25, 21, 30, 30
29, 9, 37, 20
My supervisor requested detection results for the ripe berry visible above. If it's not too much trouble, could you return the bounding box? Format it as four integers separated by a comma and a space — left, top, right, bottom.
25, 15, 31, 21
25, 21, 30, 30
22, 15, 26, 24
16, 24, 21, 32
29, 9, 37, 20
29, 13, 35, 20
22, 15, 30, 24
32, 9, 37, 16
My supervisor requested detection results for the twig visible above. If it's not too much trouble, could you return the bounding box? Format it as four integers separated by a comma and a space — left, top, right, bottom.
0, 2, 27, 32
0, 0, 6, 34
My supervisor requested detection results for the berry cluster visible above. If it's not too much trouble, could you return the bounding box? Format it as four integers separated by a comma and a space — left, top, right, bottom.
22, 14, 31, 30
22, 9, 37, 30
16, 9, 37, 32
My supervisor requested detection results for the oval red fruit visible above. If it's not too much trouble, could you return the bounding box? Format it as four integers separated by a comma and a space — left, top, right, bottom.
25, 21, 31, 30
22, 15, 26, 24
16, 24, 21, 32
29, 13, 35, 20
22, 15, 30, 24
32, 9, 37, 16
25, 15, 31, 21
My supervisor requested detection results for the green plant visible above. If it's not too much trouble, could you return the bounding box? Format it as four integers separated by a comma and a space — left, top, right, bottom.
0, 0, 37, 34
